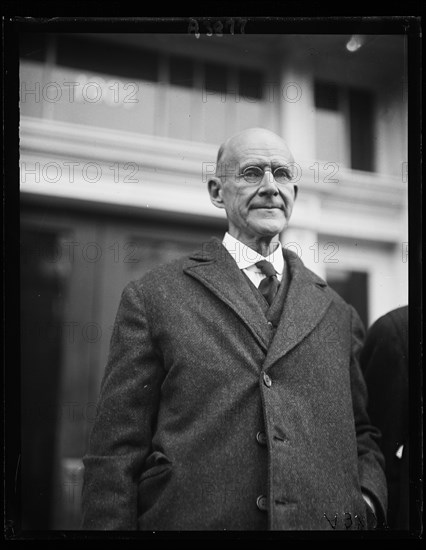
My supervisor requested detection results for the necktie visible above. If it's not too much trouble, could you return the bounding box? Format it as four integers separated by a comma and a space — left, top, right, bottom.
255, 260, 280, 305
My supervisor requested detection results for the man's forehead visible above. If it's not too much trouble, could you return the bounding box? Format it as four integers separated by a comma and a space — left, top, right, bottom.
226, 144, 293, 162
242, 147, 290, 157
217, 128, 294, 166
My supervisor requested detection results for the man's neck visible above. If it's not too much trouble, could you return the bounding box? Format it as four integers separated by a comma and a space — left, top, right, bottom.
256, 239, 281, 258
227, 232, 281, 257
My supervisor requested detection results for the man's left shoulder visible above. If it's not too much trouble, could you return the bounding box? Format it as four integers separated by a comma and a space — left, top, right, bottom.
288, 251, 354, 315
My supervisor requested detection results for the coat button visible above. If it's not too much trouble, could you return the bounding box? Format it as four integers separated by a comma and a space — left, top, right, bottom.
256, 495, 267, 511
267, 321, 273, 328
263, 372, 272, 388
256, 431, 267, 446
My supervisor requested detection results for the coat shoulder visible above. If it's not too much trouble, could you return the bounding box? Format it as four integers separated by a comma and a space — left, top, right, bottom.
124, 237, 222, 294
128, 255, 190, 292
288, 251, 352, 314
370, 305, 408, 335
323, 283, 352, 311
364, 305, 408, 355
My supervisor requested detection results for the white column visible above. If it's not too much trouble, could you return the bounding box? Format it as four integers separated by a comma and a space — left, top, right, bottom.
277, 61, 316, 165
277, 59, 322, 276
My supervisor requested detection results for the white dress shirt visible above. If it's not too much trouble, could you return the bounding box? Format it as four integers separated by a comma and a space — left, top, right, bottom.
222, 232, 284, 288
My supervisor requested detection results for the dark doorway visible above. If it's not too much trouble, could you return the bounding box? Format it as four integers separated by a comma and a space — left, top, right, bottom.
20, 228, 68, 529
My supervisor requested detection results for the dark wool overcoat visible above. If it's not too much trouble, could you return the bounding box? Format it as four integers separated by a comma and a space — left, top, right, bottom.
82, 238, 387, 531
360, 306, 408, 530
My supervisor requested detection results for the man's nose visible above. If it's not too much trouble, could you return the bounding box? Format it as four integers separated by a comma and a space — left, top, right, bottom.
258, 170, 279, 195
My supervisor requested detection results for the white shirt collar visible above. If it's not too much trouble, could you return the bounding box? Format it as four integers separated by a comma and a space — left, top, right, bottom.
222, 232, 284, 275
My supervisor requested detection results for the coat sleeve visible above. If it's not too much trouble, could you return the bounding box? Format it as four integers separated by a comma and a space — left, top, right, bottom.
348, 305, 388, 526
81, 280, 164, 530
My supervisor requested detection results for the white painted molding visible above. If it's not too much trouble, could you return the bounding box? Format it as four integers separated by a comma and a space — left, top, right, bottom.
20, 116, 407, 243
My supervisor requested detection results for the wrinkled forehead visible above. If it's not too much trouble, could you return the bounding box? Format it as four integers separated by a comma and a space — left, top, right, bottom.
222, 132, 293, 166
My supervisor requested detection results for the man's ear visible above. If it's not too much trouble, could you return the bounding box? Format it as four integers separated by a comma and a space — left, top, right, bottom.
208, 177, 226, 209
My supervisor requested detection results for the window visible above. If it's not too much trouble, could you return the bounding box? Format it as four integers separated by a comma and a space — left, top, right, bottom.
169, 55, 194, 88
20, 34, 268, 142
204, 61, 228, 94
314, 79, 375, 172
238, 68, 264, 100
326, 269, 369, 328
314, 81, 339, 111
56, 35, 159, 82
349, 88, 374, 172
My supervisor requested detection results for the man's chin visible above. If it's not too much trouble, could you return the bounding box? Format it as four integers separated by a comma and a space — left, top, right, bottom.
250, 221, 286, 238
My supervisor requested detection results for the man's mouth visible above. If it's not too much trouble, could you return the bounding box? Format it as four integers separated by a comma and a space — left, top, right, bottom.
251, 205, 284, 210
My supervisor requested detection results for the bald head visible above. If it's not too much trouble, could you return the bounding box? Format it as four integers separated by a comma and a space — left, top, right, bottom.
216, 127, 294, 177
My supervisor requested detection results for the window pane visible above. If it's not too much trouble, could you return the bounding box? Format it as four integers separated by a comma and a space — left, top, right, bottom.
349, 88, 375, 172
314, 80, 339, 111
167, 87, 193, 140
48, 65, 158, 135
199, 94, 228, 144
56, 35, 158, 82
238, 68, 264, 100
235, 101, 265, 133
169, 55, 194, 88
315, 110, 347, 165
204, 61, 227, 94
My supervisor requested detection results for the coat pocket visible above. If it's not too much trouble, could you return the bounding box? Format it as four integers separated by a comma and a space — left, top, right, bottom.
138, 450, 173, 516
139, 450, 173, 482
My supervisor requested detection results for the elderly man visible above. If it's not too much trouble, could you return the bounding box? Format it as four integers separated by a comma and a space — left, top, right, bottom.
82, 127, 387, 531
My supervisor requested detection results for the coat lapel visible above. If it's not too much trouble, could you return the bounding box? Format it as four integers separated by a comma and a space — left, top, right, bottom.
183, 238, 270, 351
263, 249, 332, 370
183, 239, 332, 366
